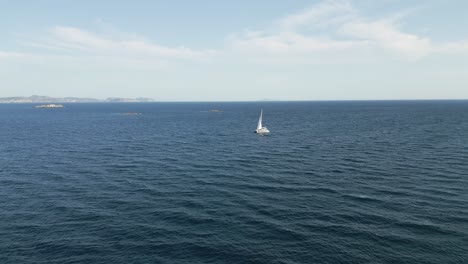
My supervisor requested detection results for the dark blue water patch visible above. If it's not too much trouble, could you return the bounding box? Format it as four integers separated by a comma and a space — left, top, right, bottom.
0, 101, 468, 264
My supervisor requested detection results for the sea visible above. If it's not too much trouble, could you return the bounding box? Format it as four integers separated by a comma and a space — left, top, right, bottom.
0, 101, 467, 264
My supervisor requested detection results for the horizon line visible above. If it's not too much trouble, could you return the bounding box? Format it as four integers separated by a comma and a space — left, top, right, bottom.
1, 98, 467, 103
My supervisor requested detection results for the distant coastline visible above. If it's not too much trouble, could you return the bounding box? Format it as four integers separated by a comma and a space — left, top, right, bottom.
0, 96, 467, 103
0, 95, 154, 103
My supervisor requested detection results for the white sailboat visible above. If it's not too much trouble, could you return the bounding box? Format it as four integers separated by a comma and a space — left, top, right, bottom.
255, 109, 270, 134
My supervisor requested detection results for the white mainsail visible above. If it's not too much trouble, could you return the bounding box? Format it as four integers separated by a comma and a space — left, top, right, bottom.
257, 109, 263, 130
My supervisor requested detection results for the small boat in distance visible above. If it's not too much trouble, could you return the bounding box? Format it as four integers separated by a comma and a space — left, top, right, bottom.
34, 104, 64, 108
255, 109, 270, 134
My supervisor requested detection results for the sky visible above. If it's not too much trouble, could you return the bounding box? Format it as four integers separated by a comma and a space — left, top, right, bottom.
0, 0, 467, 101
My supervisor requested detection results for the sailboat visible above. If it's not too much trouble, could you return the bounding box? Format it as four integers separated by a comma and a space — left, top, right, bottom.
255, 109, 270, 134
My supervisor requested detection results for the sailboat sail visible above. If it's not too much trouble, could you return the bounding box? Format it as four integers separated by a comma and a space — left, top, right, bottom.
257, 109, 263, 130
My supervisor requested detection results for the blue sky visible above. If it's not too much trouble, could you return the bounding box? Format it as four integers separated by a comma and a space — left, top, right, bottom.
1, 0, 467, 101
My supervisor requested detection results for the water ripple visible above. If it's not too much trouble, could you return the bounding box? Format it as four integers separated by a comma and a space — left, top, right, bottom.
1, 101, 467, 263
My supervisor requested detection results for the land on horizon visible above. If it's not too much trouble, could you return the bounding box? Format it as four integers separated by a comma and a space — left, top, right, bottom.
0, 95, 467, 104
0, 95, 154, 103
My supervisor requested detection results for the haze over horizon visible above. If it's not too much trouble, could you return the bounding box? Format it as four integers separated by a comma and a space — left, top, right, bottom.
1, 0, 468, 101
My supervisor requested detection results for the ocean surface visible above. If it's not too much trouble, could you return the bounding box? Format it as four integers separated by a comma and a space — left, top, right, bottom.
0, 101, 467, 264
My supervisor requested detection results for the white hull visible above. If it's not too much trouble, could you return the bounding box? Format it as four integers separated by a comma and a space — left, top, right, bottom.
255, 127, 270, 134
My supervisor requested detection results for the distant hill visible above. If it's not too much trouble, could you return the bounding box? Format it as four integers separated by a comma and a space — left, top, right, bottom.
0, 95, 154, 103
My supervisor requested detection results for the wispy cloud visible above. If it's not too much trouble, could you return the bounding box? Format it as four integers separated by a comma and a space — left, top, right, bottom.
3, 25, 218, 70
33, 26, 217, 59
339, 19, 432, 58
228, 30, 368, 54
227, 0, 468, 61
5, 0, 468, 66
278, 0, 355, 30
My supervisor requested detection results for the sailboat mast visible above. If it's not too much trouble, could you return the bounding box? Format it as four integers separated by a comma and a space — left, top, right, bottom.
257, 109, 263, 130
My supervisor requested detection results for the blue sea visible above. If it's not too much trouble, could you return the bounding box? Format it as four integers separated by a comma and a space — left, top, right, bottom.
0, 101, 467, 264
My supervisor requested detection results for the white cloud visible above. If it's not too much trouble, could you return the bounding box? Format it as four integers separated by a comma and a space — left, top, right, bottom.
35, 26, 217, 59
227, 0, 363, 56
226, 0, 468, 61
228, 30, 367, 54
339, 20, 432, 59
6, 0, 468, 67
2, 26, 218, 73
